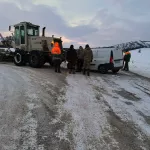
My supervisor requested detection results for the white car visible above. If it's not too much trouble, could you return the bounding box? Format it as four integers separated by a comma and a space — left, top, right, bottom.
90, 47, 123, 73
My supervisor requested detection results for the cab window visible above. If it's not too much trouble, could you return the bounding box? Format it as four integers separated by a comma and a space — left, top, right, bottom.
27, 25, 39, 36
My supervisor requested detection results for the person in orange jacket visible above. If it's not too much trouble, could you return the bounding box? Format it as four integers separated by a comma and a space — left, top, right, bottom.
51, 42, 62, 73
123, 50, 131, 71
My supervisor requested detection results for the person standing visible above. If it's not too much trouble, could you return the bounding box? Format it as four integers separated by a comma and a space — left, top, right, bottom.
77, 46, 84, 72
122, 51, 125, 70
123, 50, 131, 71
83, 44, 93, 76
66, 45, 77, 74
51, 42, 62, 73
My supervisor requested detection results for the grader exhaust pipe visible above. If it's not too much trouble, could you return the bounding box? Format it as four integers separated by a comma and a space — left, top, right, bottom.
9, 26, 11, 31
42, 27, 46, 36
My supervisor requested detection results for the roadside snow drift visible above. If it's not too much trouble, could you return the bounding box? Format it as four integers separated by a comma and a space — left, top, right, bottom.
130, 48, 150, 78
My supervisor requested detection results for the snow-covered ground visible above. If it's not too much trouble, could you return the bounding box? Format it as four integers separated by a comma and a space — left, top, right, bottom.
64, 75, 119, 149
130, 48, 150, 78
1, 63, 150, 149
63, 73, 150, 150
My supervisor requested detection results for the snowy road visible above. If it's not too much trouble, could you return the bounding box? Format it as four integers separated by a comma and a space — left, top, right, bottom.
0, 63, 150, 150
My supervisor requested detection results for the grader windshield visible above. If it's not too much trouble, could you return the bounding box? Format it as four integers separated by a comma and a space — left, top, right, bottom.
27, 25, 39, 36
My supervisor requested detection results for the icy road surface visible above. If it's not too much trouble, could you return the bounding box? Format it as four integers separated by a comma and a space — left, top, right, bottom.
0, 64, 150, 150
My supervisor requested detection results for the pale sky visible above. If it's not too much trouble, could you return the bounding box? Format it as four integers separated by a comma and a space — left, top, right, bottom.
0, 0, 150, 48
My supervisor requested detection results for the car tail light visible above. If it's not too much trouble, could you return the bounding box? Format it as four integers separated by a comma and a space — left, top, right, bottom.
110, 50, 113, 63
110, 57, 113, 63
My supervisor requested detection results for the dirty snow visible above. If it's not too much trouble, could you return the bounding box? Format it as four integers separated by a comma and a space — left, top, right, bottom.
64, 74, 119, 150
130, 48, 150, 78
63, 72, 150, 149
92, 75, 150, 136
1, 63, 150, 149
14, 73, 42, 150
8, 68, 44, 150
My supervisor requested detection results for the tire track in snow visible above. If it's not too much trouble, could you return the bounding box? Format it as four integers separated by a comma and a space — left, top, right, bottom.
91, 74, 150, 150
19, 93, 38, 150
64, 75, 119, 150
12, 69, 44, 150
14, 65, 73, 150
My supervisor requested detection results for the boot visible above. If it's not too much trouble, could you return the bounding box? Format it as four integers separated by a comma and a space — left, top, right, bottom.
83, 69, 86, 75
87, 69, 90, 76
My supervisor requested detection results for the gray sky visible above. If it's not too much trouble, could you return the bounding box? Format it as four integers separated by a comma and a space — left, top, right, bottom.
0, 0, 150, 48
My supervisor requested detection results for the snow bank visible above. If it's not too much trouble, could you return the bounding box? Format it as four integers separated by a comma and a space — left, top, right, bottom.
9, 48, 15, 52
60, 61, 68, 69
129, 48, 150, 78
0, 47, 15, 53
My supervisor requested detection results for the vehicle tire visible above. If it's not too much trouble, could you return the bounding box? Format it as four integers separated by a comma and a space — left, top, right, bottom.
112, 69, 120, 74
98, 65, 108, 74
29, 52, 45, 68
39, 55, 45, 67
14, 50, 25, 66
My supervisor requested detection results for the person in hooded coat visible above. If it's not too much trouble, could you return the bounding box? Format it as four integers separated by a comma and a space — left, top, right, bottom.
66, 45, 77, 74
77, 46, 84, 72
83, 44, 93, 76
51, 42, 62, 73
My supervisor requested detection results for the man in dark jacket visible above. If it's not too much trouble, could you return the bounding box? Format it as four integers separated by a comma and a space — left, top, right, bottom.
77, 46, 84, 72
66, 45, 77, 74
123, 50, 131, 71
83, 44, 93, 76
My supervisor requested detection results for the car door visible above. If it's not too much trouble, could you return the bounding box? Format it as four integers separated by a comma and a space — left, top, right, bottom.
113, 49, 123, 68
90, 50, 98, 70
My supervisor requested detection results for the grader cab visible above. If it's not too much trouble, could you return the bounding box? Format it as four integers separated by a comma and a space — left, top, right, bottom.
9, 21, 63, 67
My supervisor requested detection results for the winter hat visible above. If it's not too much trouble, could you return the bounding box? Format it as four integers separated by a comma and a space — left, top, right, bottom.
70, 45, 74, 49
85, 44, 89, 48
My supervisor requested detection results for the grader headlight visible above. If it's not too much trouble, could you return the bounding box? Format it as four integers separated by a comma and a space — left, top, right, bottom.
51, 40, 54, 47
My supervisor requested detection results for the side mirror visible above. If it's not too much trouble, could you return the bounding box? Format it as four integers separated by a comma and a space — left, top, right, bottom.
42, 27, 46, 36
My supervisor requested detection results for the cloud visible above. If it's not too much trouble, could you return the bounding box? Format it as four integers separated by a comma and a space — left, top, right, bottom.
80, 7, 150, 46
0, 1, 97, 47
0, 0, 150, 48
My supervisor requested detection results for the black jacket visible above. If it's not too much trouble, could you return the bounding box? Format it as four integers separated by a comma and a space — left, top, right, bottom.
66, 48, 77, 62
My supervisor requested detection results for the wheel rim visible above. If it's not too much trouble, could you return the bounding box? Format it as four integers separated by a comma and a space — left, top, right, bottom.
14, 53, 22, 63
